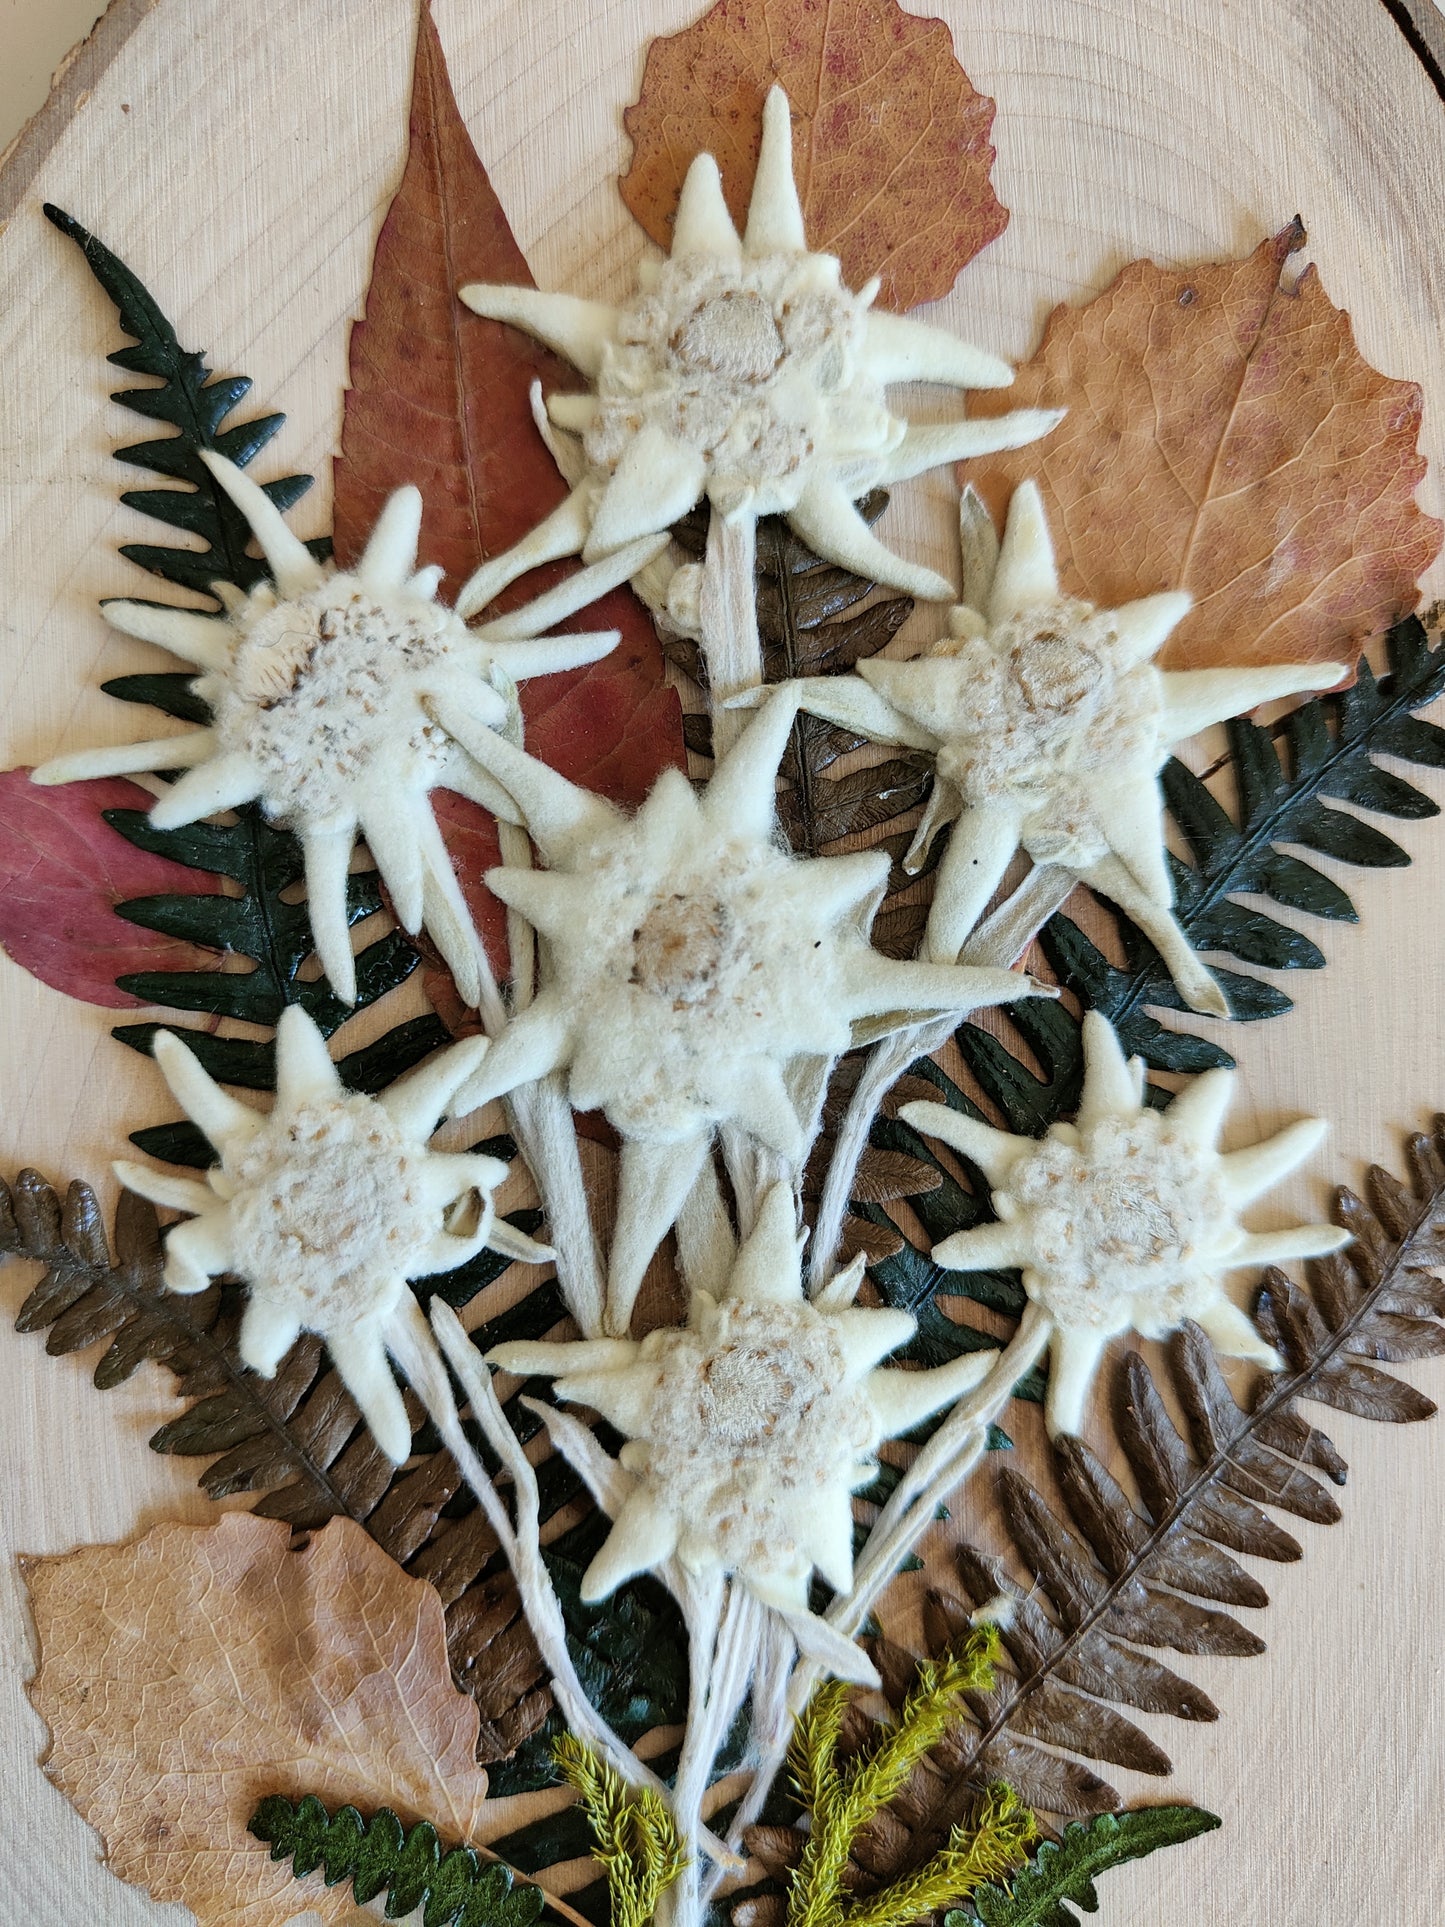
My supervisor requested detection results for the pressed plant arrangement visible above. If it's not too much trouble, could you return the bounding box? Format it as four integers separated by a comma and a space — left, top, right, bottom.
3, 2, 1445, 1925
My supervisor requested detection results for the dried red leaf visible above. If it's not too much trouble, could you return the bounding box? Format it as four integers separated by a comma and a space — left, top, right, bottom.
619, 0, 1007, 313
335, 4, 683, 983
0, 770, 219, 1008
965, 222, 1443, 673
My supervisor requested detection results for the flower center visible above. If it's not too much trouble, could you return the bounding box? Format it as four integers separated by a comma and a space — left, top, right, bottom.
587, 255, 885, 517
629, 891, 738, 1007
228, 1097, 437, 1323
672, 290, 785, 383
217, 579, 460, 823
1008, 630, 1103, 720
1007, 1114, 1226, 1331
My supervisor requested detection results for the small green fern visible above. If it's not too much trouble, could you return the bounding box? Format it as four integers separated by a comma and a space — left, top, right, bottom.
787, 1628, 1036, 1927
948, 1806, 1221, 1927
249, 1793, 545, 1927
552, 1735, 687, 1927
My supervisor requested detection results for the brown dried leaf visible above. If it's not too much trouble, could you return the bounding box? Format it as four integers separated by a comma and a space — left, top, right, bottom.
620, 0, 1007, 312
966, 222, 1443, 672
23, 1513, 492, 1927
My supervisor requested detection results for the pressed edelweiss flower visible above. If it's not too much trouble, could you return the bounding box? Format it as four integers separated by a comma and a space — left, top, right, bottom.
456, 88, 1060, 605
901, 1010, 1350, 1437
113, 1005, 548, 1463
436, 687, 1048, 1334
34, 452, 661, 1008
771, 482, 1347, 1010
490, 1182, 996, 1632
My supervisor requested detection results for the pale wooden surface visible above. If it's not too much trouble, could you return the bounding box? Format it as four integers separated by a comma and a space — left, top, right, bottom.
1, 0, 1444, 1921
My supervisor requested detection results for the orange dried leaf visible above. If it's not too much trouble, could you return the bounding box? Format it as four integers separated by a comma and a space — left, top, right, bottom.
965, 222, 1443, 673
23, 1513, 493, 1927
620, 0, 1007, 313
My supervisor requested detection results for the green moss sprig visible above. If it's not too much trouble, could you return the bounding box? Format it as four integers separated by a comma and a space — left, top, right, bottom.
787, 1626, 1036, 1927
552, 1735, 688, 1927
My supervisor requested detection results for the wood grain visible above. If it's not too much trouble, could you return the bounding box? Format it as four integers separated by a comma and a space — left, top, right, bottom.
0, 2, 1443, 1922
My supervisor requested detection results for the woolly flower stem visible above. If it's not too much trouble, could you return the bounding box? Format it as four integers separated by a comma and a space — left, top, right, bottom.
408, 1303, 729, 1865
808, 861, 1076, 1293
699, 510, 763, 760
482, 819, 607, 1338
705, 1309, 1052, 1903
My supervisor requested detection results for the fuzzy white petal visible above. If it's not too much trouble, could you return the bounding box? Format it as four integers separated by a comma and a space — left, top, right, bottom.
101, 599, 232, 670
922, 802, 1024, 961
673, 151, 743, 258
152, 1030, 265, 1158
149, 750, 263, 829
787, 476, 954, 601
585, 427, 707, 556
164, 1212, 235, 1294
453, 484, 594, 621
1158, 660, 1349, 744
987, 480, 1059, 620
744, 88, 808, 254
582, 1485, 681, 1600
274, 1006, 344, 1111
358, 486, 423, 590
327, 1318, 413, 1465
200, 451, 324, 597
239, 1298, 303, 1377
1045, 1326, 1108, 1439
1190, 1298, 1284, 1370
1163, 1066, 1238, 1148
301, 827, 359, 1006
725, 1182, 807, 1307
1109, 591, 1192, 667
1084, 854, 1229, 1019
932, 1220, 1033, 1272
897, 1102, 1033, 1184
607, 1133, 712, 1337
1218, 1118, 1328, 1205
1076, 1010, 1143, 1131
861, 310, 1013, 389
111, 1161, 216, 1216
829, 1306, 916, 1376
866, 1348, 996, 1434
32, 729, 219, 787
380, 1036, 492, 1139
1229, 1224, 1353, 1267
452, 994, 575, 1117
458, 284, 617, 378
875, 411, 1065, 484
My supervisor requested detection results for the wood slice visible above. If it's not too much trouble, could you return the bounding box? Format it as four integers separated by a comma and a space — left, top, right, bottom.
0, 1, 1442, 1921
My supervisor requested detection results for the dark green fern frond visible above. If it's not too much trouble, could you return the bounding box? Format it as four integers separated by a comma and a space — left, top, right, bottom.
1051, 617, 1445, 1059
44, 203, 328, 600
249, 1794, 546, 1927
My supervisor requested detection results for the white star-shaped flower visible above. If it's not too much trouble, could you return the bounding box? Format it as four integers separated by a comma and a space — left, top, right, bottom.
771, 481, 1346, 1011
437, 687, 1048, 1336
490, 1181, 996, 1639
114, 1005, 548, 1463
456, 88, 1060, 606
901, 1010, 1350, 1437
34, 453, 661, 1008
